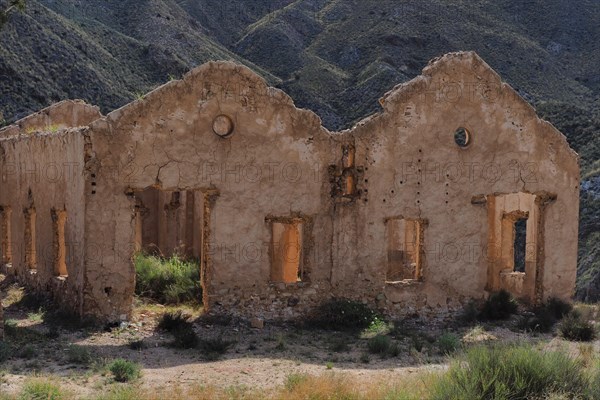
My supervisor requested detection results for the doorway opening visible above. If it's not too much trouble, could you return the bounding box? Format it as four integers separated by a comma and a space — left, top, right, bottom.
132, 188, 203, 306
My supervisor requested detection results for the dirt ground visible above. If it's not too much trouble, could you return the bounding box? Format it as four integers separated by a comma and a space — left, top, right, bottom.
0, 278, 597, 398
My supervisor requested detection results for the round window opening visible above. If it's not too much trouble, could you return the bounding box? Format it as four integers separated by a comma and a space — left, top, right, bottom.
454, 127, 471, 148
212, 114, 234, 138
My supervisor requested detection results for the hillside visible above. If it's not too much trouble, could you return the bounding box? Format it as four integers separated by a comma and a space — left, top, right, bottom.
1, 0, 599, 299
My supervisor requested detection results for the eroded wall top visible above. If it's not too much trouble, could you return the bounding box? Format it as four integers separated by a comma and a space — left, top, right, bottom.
0, 100, 102, 139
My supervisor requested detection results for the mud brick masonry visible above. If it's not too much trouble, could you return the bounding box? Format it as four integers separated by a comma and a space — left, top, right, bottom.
0, 52, 580, 322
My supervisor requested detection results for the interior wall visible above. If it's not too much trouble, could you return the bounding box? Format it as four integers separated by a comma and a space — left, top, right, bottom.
134, 188, 202, 259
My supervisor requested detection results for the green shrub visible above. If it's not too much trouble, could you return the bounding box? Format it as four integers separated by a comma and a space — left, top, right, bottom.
460, 300, 480, 324
157, 310, 192, 332
367, 335, 391, 354
67, 344, 92, 365
274, 334, 286, 351
94, 386, 140, 400
388, 342, 401, 357
363, 316, 390, 336
18, 344, 36, 359
285, 373, 309, 391
4, 319, 18, 336
545, 297, 573, 319
129, 339, 147, 351
45, 327, 60, 339
518, 308, 557, 333
518, 298, 573, 333
479, 290, 518, 320
309, 298, 379, 331
19, 379, 65, 400
199, 337, 233, 360
134, 253, 201, 304
108, 359, 142, 382
409, 334, 426, 353
559, 311, 596, 342
329, 337, 350, 353
431, 345, 589, 400
171, 325, 199, 349
589, 361, 600, 400
0, 341, 13, 362
157, 311, 199, 349
437, 333, 460, 355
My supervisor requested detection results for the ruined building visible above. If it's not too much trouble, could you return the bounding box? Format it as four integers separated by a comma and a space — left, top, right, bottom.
0, 52, 580, 322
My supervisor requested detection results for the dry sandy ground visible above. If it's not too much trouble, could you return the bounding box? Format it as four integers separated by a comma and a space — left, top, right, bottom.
2, 281, 594, 398
0, 300, 451, 397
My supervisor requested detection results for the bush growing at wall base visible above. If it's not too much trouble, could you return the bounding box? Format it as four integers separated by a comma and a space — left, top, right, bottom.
134, 253, 202, 304
518, 297, 572, 333
308, 298, 379, 331
479, 290, 518, 320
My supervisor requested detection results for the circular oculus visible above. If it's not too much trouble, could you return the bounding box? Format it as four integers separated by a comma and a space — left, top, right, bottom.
212, 114, 234, 137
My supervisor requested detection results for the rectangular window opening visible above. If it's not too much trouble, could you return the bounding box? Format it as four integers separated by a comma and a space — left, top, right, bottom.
52, 209, 68, 277
386, 218, 424, 283
271, 221, 303, 284
0, 206, 12, 265
513, 217, 528, 273
24, 207, 37, 270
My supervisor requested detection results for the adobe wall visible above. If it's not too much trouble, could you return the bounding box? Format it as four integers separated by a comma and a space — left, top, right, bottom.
0, 129, 87, 314
82, 62, 339, 320
0, 52, 580, 322
78, 52, 579, 322
0, 100, 102, 139
338, 52, 579, 316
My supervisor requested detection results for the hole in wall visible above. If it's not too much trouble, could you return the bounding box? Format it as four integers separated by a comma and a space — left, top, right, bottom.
212, 114, 234, 138
454, 127, 471, 148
